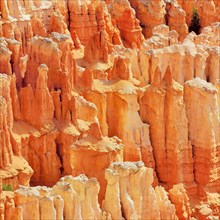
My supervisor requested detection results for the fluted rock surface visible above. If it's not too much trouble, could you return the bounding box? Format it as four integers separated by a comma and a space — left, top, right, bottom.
178, 0, 220, 29
184, 78, 220, 189
0, 0, 219, 219
106, 0, 144, 48
0, 163, 178, 220
102, 161, 177, 220
68, 0, 121, 47
164, 0, 188, 41
140, 68, 195, 196
169, 184, 192, 220
0, 74, 33, 189
1, 175, 105, 220
128, 0, 166, 38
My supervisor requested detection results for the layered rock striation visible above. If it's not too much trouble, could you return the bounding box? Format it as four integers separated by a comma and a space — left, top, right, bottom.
0, 0, 219, 219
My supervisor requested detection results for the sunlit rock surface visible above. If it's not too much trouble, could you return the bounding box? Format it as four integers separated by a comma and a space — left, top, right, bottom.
0, 0, 219, 219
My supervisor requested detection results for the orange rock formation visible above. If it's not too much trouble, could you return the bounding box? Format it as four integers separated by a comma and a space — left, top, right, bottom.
0, 0, 219, 219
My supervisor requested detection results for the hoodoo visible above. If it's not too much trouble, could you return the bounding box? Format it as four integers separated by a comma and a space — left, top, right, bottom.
0, 0, 219, 219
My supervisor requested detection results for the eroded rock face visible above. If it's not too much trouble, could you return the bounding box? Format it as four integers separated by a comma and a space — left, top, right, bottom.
140, 68, 195, 196
169, 184, 192, 220
68, 0, 121, 47
0, 0, 219, 219
20, 64, 54, 128
177, 0, 220, 29
165, 0, 188, 41
184, 78, 220, 190
0, 74, 33, 189
128, 0, 166, 38
0, 166, 186, 220
102, 161, 177, 220
106, 0, 145, 48
12, 175, 104, 220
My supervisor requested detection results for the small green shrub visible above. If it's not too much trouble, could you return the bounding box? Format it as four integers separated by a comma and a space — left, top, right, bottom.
2, 184, 13, 191
189, 8, 201, 35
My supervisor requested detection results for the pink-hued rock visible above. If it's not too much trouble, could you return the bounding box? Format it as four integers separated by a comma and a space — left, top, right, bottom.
68, 0, 121, 47
139, 37, 219, 87
103, 162, 177, 220
169, 184, 192, 220
12, 175, 104, 220
70, 136, 123, 203
165, 0, 188, 41
155, 186, 177, 220
20, 64, 54, 128
0, 74, 33, 190
25, 35, 75, 90
129, 0, 166, 38
0, 192, 23, 220
84, 30, 110, 64
87, 79, 158, 183
184, 78, 220, 189
0, 1, 219, 219
0, 95, 13, 169
0, 39, 12, 74
107, 0, 145, 48
140, 68, 195, 196
143, 24, 179, 49
196, 0, 219, 29
178, 0, 220, 29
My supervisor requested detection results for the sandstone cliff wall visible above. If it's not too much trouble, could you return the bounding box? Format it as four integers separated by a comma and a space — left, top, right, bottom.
0, 0, 219, 219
